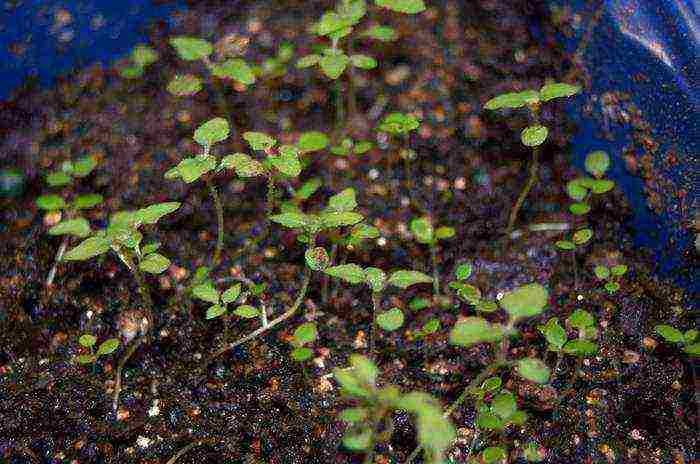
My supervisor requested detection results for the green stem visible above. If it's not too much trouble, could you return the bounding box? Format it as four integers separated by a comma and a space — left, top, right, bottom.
207, 178, 224, 267
506, 145, 539, 238
369, 292, 381, 360
335, 78, 345, 138
46, 236, 69, 287
322, 244, 338, 304
430, 244, 440, 296
112, 335, 144, 413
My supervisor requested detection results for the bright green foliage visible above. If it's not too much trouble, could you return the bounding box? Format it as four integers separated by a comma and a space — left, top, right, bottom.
79, 334, 97, 348
386, 269, 433, 288
555, 228, 592, 252
654, 324, 699, 356
377, 112, 420, 135
539, 82, 581, 101
167, 74, 203, 96
362, 25, 397, 41
523, 442, 544, 462
593, 262, 627, 294
482, 446, 507, 463
350, 54, 377, 69
62, 236, 112, 261
290, 322, 318, 361
243, 132, 277, 151
169, 37, 213, 61
336, 355, 454, 463
194, 118, 230, 146
455, 263, 473, 280
415, 318, 440, 338
319, 48, 350, 79
192, 280, 252, 321
484, 82, 580, 110
219, 153, 265, 177
521, 125, 548, 147
516, 358, 550, 384
211, 59, 256, 85
138, 253, 170, 274
164, 155, 217, 183
376, 307, 404, 331
305, 247, 331, 271
537, 318, 566, 351
297, 131, 330, 152
376, 0, 426, 14
363, 267, 387, 293
584, 150, 610, 178
48, 218, 91, 238
450, 317, 505, 346
329, 137, 374, 156
77, 334, 120, 365
499, 283, 548, 321
540, 310, 599, 357
269, 145, 302, 177
324, 264, 365, 284
119, 44, 159, 79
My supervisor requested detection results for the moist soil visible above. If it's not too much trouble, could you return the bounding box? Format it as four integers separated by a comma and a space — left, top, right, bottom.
0, 1, 697, 463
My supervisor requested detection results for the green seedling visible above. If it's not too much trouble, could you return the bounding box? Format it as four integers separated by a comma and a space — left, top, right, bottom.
279, 177, 323, 214
329, 136, 374, 157
118, 44, 159, 79
256, 42, 296, 80
165, 117, 231, 266
408, 282, 551, 463
192, 280, 259, 342
566, 150, 615, 216
35, 155, 101, 287
410, 216, 455, 296
290, 322, 318, 362
167, 36, 256, 97
77, 334, 120, 368
484, 82, 581, 236
554, 227, 593, 288
654, 325, 699, 356
336, 354, 454, 464
447, 263, 499, 314
593, 263, 628, 294
376, 112, 420, 194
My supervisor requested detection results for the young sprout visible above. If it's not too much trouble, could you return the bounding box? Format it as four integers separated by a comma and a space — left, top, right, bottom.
118, 44, 159, 79
192, 280, 257, 342
376, 112, 420, 194
335, 354, 454, 464
654, 325, 699, 356
593, 263, 628, 294
554, 227, 593, 288
538, 309, 599, 383
257, 42, 296, 80
77, 334, 120, 368
35, 155, 101, 287
484, 82, 581, 236
566, 150, 615, 216
410, 216, 455, 296
290, 322, 318, 363
165, 117, 230, 266
447, 263, 499, 313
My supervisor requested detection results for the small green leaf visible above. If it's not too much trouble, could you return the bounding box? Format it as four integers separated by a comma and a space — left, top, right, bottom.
476, 300, 498, 313
482, 376, 502, 391
555, 240, 575, 251
353, 140, 373, 154
375, 0, 426, 14
219, 153, 265, 177
269, 145, 301, 177
142, 242, 161, 255
566, 179, 588, 201
206, 304, 226, 320
449, 282, 482, 305
449, 317, 504, 346
482, 446, 507, 463
567, 309, 595, 330
290, 346, 314, 361
326, 188, 357, 212
233, 305, 259, 318
297, 131, 329, 152
72, 193, 103, 210
169, 36, 213, 61
49, 218, 91, 238
484, 90, 539, 110
417, 318, 440, 337
46, 171, 72, 187
569, 202, 591, 215
350, 54, 377, 69
500, 283, 548, 320
563, 339, 598, 356
294, 178, 322, 200
167, 156, 216, 183
516, 358, 550, 384
131, 44, 158, 67
319, 50, 349, 79
492, 391, 517, 420
455, 263, 473, 280
270, 212, 310, 229
78, 334, 97, 348
243, 131, 277, 151
221, 283, 241, 304
350, 354, 378, 385
435, 226, 455, 240
305, 247, 330, 271
377, 112, 420, 134
73, 156, 98, 177
296, 54, 321, 68
388, 270, 433, 289
655, 325, 684, 343
684, 330, 698, 343
573, 228, 593, 245
350, 223, 380, 241
376, 307, 404, 331
212, 59, 256, 85
521, 125, 548, 147
342, 429, 372, 451
77, 354, 96, 364
610, 264, 628, 276
36, 194, 67, 210
363, 267, 387, 293
339, 407, 368, 423
539, 82, 581, 101
594, 265, 610, 280
134, 202, 180, 225
63, 237, 111, 261
410, 217, 433, 244
590, 179, 615, 194
312, 11, 354, 36
192, 282, 220, 304
476, 411, 502, 430
319, 211, 364, 228
293, 322, 318, 345
324, 264, 365, 284
194, 117, 229, 146
96, 338, 119, 356
604, 281, 620, 293
139, 252, 170, 274
538, 318, 566, 351
408, 297, 431, 311
167, 74, 202, 96
584, 150, 610, 178
684, 343, 700, 356
119, 65, 143, 79
362, 25, 397, 41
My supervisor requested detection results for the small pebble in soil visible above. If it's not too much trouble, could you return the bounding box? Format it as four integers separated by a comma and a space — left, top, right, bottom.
368, 168, 379, 180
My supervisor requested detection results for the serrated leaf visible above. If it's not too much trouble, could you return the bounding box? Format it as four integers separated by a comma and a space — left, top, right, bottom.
78, 334, 97, 348
134, 202, 180, 225
296, 54, 320, 68
243, 131, 277, 151
377, 112, 419, 134
516, 358, 550, 384
293, 322, 318, 345
206, 304, 226, 319
655, 325, 684, 343
539, 82, 581, 102
96, 338, 119, 356
36, 194, 67, 210
319, 211, 364, 228
63, 236, 111, 261
167, 74, 202, 96
72, 194, 103, 210
233, 305, 259, 318
192, 282, 220, 304
363, 267, 387, 293
499, 283, 548, 320
49, 218, 91, 238
350, 54, 377, 69
221, 283, 241, 304
319, 51, 349, 79
219, 153, 265, 177
376, 0, 426, 14
269, 145, 301, 177
449, 317, 504, 346
326, 188, 357, 212
297, 131, 329, 152
410, 217, 433, 244
194, 118, 229, 146
169, 36, 213, 61
362, 25, 397, 41
212, 59, 256, 85
521, 125, 548, 147
376, 307, 404, 331
139, 252, 170, 274
324, 263, 365, 284
270, 212, 310, 229
46, 171, 72, 187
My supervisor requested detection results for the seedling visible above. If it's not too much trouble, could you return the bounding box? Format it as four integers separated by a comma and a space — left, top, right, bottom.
654, 325, 699, 356
335, 354, 454, 464
410, 216, 455, 296
447, 263, 499, 313
554, 227, 593, 288
376, 112, 420, 194
484, 82, 581, 236
329, 136, 374, 157
565, 150, 615, 216
118, 44, 159, 79
192, 280, 258, 342
76, 334, 120, 369
165, 117, 231, 266
35, 155, 101, 287
289, 322, 318, 362
593, 263, 628, 294
256, 42, 295, 80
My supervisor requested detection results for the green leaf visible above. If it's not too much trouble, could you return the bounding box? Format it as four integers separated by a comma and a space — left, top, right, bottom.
499, 283, 548, 320
435, 226, 455, 240
375, 0, 426, 14
167, 74, 202, 96
569, 202, 591, 215
297, 131, 329, 152
350, 54, 377, 69
449, 282, 482, 305
482, 376, 502, 391
477, 411, 502, 430
319, 211, 364, 228
36, 194, 67, 210
684, 330, 698, 343
538, 318, 566, 351
312, 11, 353, 36
409, 297, 431, 311
655, 325, 684, 343
72, 193, 103, 210
476, 300, 498, 313
206, 304, 226, 319
388, 270, 433, 289
410, 217, 433, 244
417, 318, 440, 337
482, 446, 507, 463
455, 263, 473, 280
563, 339, 598, 356
449, 317, 504, 346
167, 156, 216, 183
350, 223, 380, 241
590, 179, 615, 194
62, 236, 111, 261
119, 65, 143, 79
377, 112, 420, 134
324, 264, 365, 284
243, 131, 277, 151
684, 343, 700, 356
342, 429, 372, 451
139, 252, 170, 274
233, 305, 259, 318
539, 82, 581, 101
339, 407, 368, 423
96, 338, 119, 356
350, 354, 378, 385
566, 179, 588, 201
77, 354, 96, 364
363, 267, 387, 293
492, 391, 517, 420
270, 212, 310, 229
291, 346, 314, 361
326, 188, 357, 212
192, 282, 220, 304
521, 125, 548, 147
305, 247, 330, 271
134, 202, 181, 225
573, 228, 593, 245
594, 265, 610, 279
319, 50, 349, 79
610, 264, 628, 276
484, 90, 539, 110
107, 226, 142, 249
141, 242, 161, 255
221, 283, 241, 304
604, 281, 620, 293
516, 358, 550, 384
78, 334, 97, 348
48, 218, 91, 238
584, 150, 610, 178
555, 240, 575, 251
353, 140, 373, 154
567, 309, 594, 330
169, 36, 213, 61
362, 25, 397, 41
212, 59, 256, 85
523, 442, 544, 462
46, 171, 72, 187
296, 54, 320, 68
131, 44, 158, 67
73, 156, 98, 177
294, 178, 322, 200
269, 145, 301, 177
293, 322, 318, 345
376, 307, 404, 331
219, 153, 265, 177
194, 118, 229, 146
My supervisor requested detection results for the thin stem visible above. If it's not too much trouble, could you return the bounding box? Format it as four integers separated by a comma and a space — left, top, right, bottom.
571, 250, 579, 289
206, 178, 224, 267
165, 439, 214, 464
46, 237, 69, 287
131, 268, 154, 332
369, 292, 381, 360
335, 78, 345, 138
506, 145, 540, 237
322, 244, 338, 304
430, 244, 440, 296
347, 39, 357, 119
112, 335, 144, 413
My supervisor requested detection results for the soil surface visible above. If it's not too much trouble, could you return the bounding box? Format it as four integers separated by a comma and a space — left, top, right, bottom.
0, 1, 697, 463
